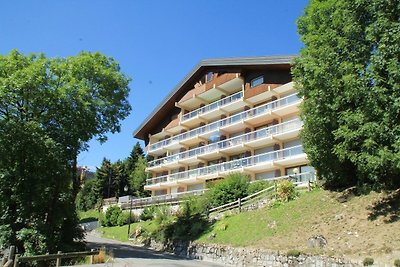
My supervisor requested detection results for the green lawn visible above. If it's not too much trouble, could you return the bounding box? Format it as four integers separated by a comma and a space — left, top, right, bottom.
78, 209, 101, 223
100, 220, 158, 242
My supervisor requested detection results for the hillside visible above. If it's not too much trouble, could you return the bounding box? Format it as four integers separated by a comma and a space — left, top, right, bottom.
196, 189, 400, 265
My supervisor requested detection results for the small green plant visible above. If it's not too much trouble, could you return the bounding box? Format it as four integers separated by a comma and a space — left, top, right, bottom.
394, 259, 400, 267
277, 180, 298, 202
140, 206, 155, 221
287, 249, 301, 257
363, 257, 374, 266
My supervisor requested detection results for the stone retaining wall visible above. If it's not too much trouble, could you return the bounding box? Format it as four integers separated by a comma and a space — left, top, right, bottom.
148, 240, 360, 267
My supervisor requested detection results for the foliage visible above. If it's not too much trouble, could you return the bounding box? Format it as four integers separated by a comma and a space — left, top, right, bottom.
0, 50, 131, 254
129, 156, 150, 198
363, 257, 374, 266
277, 180, 298, 202
247, 180, 272, 195
125, 142, 144, 175
140, 206, 156, 221
100, 206, 125, 227
394, 259, 400, 267
150, 197, 209, 243
76, 179, 98, 211
116, 212, 131, 226
293, 0, 400, 189
208, 173, 250, 207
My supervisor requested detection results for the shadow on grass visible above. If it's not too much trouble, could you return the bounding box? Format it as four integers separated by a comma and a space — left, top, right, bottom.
368, 189, 400, 223
79, 217, 98, 224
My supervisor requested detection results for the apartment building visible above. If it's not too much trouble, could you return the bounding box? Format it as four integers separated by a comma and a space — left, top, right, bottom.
134, 56, 314, 197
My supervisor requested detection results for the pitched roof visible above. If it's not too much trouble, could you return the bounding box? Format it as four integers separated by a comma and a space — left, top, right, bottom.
133, 55, 296, 140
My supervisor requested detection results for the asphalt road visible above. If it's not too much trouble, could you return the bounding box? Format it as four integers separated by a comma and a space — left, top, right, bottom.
83, 232, 227, 267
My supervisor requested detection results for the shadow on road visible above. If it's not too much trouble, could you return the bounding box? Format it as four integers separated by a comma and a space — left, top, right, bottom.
85, 239, 184, 260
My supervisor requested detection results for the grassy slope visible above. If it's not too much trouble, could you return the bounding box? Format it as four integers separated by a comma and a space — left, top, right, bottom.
100, 220, 157, 242
197, 189, 400, 264
78, 209, 101, 223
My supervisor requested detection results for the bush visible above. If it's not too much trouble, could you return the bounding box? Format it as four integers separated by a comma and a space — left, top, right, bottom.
117, 212, 130, 226
247, 180, 272, 195
140, 206, 155, 221
287, 249, 301, 257
277, 180, 298, 202
394, 259, 400, 267
208, 173, 250, 207
100, 206, 122, 227
363, 257, 374, 266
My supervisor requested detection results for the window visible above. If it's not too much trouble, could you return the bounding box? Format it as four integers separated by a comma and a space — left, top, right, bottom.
251, 76, 264, 87
206, 72, 213, 82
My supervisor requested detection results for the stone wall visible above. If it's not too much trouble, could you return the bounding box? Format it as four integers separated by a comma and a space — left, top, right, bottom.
148, 240, 360, 267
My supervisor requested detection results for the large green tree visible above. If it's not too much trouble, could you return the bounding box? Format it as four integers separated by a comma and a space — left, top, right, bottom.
293, 0, 400, 189
0, 50, 131, 253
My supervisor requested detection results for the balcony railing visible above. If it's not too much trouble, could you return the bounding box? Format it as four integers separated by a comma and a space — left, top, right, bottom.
148, 118, 303, 168
149, 93, 301, 152
181, 91, 243, 122
146, 145, 305, 186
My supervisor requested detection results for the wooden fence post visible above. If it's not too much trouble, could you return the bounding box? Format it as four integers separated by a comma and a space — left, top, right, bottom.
55, 251, 61, 267
238, 198, 241, 213
1, 255, 7, 267
9, 246, 15, 267
12, 255, 18, 267
90, 249, 95, 264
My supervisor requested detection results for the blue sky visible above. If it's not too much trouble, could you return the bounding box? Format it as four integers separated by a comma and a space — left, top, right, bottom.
0, 0, 309, 169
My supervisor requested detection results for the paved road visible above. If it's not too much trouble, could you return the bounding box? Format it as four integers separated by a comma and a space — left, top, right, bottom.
83, 232, 226, 267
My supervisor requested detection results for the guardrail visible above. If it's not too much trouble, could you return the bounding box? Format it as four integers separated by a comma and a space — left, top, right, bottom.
147, 145, 305, 186
181, 91, 243, 121
149, 93, 301, 152
148, 118, 303, 168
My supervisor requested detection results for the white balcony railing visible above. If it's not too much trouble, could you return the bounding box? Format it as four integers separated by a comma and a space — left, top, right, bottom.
149, 93, 301, 152
181, 91, 243, 122
146, 145, 305, 186
148, 118, 303, 168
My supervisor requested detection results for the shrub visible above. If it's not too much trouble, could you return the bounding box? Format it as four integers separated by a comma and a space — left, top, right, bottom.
116, 212, 130, 226
287, 249, 301, 257
100, 206, 122, 227
394, 259, 400, 267
247, 180, 272, 195
140, 206, 155, 221
154, 205, 173, 225
363, 257, 374, 266
208, 173, 250, 207
277, 180, 298, 202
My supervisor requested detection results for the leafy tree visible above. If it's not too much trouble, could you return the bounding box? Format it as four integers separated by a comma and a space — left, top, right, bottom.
129, 155, 150, 197
293, 0, 400, 189
0, 50, 131, 253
